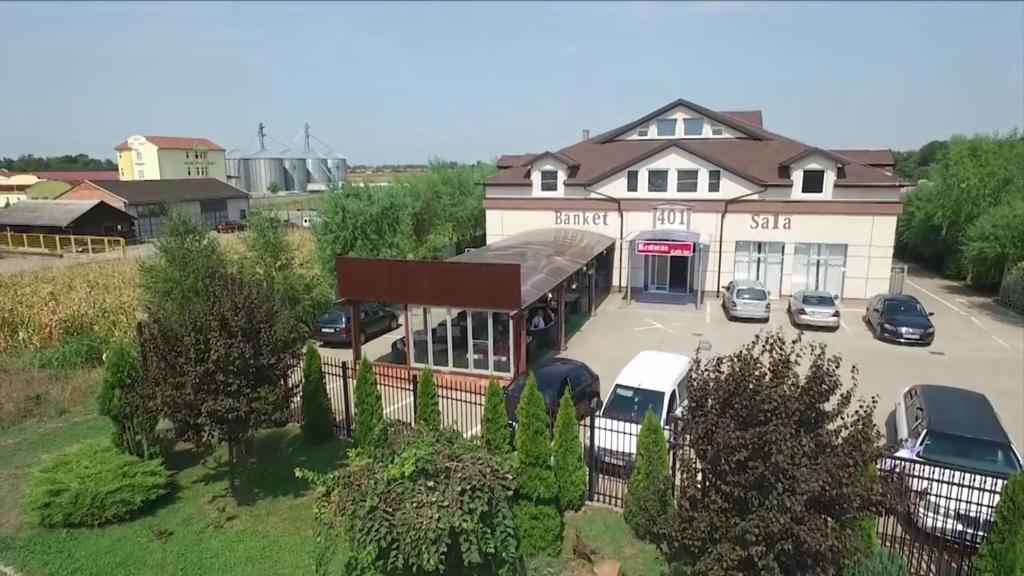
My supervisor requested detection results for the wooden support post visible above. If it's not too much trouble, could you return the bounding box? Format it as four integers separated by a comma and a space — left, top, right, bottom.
23, 234, 28, 249
350, 300, 363, 365
55, 236, 61, 252
120, 238, 126, 258
38, 234, 43, 249
403, 304, 412, 366
4, 230, 11, 248
70, 235, 76, 252
514, 311, 527, 376
104, 237, 110, 253
557, 282, 566, 352
86, 237, 93, 254
589, 262, 597, 317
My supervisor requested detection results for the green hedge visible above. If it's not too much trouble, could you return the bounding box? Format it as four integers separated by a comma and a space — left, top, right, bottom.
24, 441, 170, 527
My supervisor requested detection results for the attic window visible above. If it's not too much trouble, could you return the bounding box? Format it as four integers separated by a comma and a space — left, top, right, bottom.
801, 170, 825, 194
540, 170, 558, 191
656, 119, 677, 137
711, 125, 724, 136
683, 118, 704, 136
638, 126, 649, 137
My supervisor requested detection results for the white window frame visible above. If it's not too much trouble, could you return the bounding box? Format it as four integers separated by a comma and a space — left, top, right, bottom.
638, 126, 649, 137
656, 119, 677, 137
540, 170, 558, 192
708, 170, 721, 192
676, 169, 699, 193
648, 169, 669, 192
711, 125, 724, 136
409, 306, 512, 375
683, 118, 704, 137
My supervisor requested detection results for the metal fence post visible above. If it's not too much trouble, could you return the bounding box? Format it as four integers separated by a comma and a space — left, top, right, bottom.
340, 360, 353, 439
411, 374, 419, 424
587, 409, 597, 501
669, 423, 678, 499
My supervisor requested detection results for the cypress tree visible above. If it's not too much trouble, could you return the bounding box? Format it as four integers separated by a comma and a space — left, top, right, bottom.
300, 343, 334, 444
415, 366, 441, 431
512, 372, 561, 556
975, 473, 1024, 576
353, 358, 386, 454
481, 378, 511, 458
623, 408, 674, 543
552, 389, 587, 511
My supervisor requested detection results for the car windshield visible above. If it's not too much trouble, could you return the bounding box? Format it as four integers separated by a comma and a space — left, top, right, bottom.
919, 431, 1022, 476
601, 385, 666, 425
803, 294, 835, 306
884, 300, 926, 317
508, 368, 565, 398
735, 287, 767, 301
316, 309, 348, 324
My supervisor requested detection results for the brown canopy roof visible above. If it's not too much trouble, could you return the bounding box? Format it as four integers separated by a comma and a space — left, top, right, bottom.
70, 178, 248, 204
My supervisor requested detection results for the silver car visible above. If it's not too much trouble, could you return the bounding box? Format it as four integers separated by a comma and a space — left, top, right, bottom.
787, 290, 841, 330
722, 279, 771, 321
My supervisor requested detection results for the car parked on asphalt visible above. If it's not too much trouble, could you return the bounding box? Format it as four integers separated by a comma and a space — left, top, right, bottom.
865, 294, 935, 344
592, 351, 692, 475
722, 280, 771, 322
787, 290, 841, 330
215, 220, 246, 233
313, 301, 399, 346
890, 384, 1021, 544
505, 358, 601, 425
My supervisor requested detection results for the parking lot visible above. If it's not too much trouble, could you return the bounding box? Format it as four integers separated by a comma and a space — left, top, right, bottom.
319, 267, 1024, 447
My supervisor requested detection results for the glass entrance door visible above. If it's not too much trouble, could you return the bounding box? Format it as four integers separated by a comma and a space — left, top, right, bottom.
793, 243, 847, 298
647, 255, 669, 293
733, 241, 784, 297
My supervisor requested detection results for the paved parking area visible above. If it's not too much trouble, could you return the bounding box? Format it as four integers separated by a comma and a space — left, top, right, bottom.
561, 268, 1024, 447
316, 267, 1024, 447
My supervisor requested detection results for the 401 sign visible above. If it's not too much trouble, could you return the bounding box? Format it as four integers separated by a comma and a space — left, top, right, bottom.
652, 206, 691, 229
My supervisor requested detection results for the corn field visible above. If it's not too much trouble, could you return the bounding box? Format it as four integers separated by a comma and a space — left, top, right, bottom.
0, 259, 140, 354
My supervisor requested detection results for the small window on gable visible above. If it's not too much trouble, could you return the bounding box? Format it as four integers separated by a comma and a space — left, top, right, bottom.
801, 170, 825, 194
627, 170, 638, 192
802, 170, 825, 194
708, 170, 721, 192
638, 126, 649, 137
676, 170, 698, 192
683, 118, 704, 136
656, 119, 677, 137
711, 125, 724, 136
540, 170, 558, 191
187, 167, 192, 176
648, 170, 668, 192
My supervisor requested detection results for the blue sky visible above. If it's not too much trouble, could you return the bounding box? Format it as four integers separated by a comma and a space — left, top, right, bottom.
1, 1, 1022, 164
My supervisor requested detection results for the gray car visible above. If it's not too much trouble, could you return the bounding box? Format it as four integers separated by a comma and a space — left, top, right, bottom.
722, 279, 771, 321
787, 290, 841, 330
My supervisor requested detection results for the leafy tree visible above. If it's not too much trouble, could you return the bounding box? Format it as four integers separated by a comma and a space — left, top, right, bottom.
415, 366, 441, 430
97, 339, 158, 459
1, 153, 116, 172
139, 267, 299, 493
300, 343, 334, 445
138, 211, 227, 318
267, 181, 281, 195
975, 473, 1024, 576
481, 378, 511, 458
298, 427, 521, 576
623, 409, 674, 544
960, 202, 1024, 287
512, 373, 561, 557
353, 358, 387, 455
552, 389, 586, 512
662, 332, 883, 575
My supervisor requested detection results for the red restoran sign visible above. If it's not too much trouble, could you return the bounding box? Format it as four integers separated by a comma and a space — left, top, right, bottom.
635, 241, 693, 256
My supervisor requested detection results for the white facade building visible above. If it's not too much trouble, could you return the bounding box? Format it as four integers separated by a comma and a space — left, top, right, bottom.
484, 99, 902, 302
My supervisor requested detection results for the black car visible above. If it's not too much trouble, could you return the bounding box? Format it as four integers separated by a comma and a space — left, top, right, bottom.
865, 294, 935, 345
505, 358, 601, 424
313, 301, 399, 346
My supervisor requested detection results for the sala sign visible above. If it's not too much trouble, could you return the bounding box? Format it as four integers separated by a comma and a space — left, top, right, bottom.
750, 214, 792, 230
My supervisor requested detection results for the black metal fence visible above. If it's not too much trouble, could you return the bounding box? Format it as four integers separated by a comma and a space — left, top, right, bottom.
288, 356, 1005, 575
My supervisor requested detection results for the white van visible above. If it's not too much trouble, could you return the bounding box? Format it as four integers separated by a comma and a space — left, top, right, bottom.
593, 351, 691, 472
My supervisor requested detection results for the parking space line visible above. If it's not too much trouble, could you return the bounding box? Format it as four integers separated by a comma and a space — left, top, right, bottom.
905, 280, 966, 315
990, 334, 1013, 351
704, 302, 711, 324
970, 316, 987, 331
839, 319, 852, 334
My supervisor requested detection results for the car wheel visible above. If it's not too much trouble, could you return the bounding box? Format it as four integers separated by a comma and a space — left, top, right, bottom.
388, 316, 399, 330
874, 323, 884, 341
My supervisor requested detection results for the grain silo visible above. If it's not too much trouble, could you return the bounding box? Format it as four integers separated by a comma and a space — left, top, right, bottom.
283, 155, 308, 192
246, 152, 286, 194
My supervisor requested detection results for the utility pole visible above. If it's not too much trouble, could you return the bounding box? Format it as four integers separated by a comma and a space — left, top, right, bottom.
257, 122, 266, 152
303, 123, 311, 152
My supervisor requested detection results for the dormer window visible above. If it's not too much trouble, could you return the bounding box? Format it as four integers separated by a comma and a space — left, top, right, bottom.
540, 170, 558, 191
638, 126, 649, 137
656, 119, 677, 137
801, 170, 825, 194
683, 118, 704, 136
711, 125, 724, 136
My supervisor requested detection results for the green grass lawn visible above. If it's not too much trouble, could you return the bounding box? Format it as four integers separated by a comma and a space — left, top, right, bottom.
529, 507, 668, 576
0, 414, 349, 576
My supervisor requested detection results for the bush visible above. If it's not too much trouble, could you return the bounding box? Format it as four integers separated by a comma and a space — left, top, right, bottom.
300, 343, 334, 444
845, 549, 908, 576
552, 390, 586, 512
481, 378, 511, 458
415, 366, 441, 430
24, 441, 170, 527
975, 473, 1024, 576
97, 340, 158, 459
298, 427, 521, 575
353, 358, 386, 455
512, 372, 561, 557
623, 409, 673, 543
31, 332, 107, 370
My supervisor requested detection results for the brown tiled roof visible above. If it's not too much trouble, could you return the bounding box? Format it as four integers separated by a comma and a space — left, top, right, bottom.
485, 99, 900, 189
829, 149, 895, 166
496, 154, 535, 169
721, 110, 763, 127
68, 178, 248, 204
17, 170, 119, 182
114, 136, 225, 151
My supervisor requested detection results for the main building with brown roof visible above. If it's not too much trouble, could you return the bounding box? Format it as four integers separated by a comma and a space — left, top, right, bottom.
483, 98, 904, 301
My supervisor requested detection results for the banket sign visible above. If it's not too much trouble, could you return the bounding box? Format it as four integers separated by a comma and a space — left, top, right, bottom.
635, 240, 693, 256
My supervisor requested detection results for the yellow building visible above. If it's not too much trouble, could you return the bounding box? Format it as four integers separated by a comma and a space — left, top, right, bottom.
115, 135, 227, 182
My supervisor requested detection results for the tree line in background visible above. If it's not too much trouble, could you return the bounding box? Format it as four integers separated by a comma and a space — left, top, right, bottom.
1, 153, 116, 172
895, 131, 1024, 288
